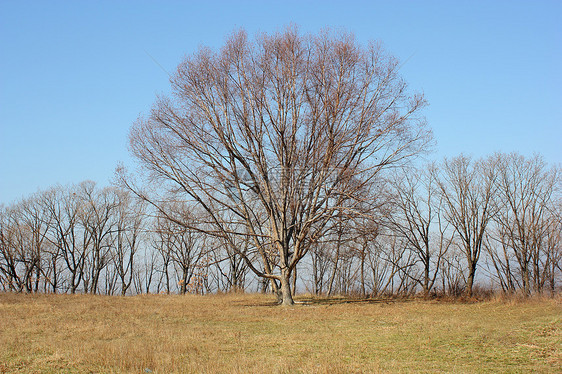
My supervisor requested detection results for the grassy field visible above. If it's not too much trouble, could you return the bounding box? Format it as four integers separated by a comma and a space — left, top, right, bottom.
0, 293, 560, 373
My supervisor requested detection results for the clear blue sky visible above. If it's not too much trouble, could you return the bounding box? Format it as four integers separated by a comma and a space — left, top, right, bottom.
1, 0, 561, 205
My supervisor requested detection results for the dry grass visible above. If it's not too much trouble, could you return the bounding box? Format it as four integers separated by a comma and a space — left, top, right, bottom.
0, 293, 560, 373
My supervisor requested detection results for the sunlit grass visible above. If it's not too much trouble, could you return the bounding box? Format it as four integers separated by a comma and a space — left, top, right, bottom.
0, 293, 560, 373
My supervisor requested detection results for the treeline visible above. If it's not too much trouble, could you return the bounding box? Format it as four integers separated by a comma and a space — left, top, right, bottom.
1, 152, 560, 297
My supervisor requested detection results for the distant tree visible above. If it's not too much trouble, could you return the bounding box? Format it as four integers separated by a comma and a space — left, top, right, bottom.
0, 205, 22, 291
79, 182, 119, 294
133, 245, 158, 294
112, 190, 146, 296
488, 153, 561, 295
154, 208, 209, 295
0, 197, 46, 292
436, 156, 497, 297
211, 233, 250, 293
42, 185, 90, 293
387, 165, 452, 297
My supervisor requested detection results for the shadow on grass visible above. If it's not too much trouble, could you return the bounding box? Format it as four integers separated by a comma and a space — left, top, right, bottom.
236, 295, 416, 307
297, 296, 409, 306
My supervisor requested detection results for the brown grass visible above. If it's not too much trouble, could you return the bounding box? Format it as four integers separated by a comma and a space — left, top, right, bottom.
0, 292, 560, 373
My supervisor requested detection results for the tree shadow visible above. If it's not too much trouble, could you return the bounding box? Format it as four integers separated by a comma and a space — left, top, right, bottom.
236, 295, 415, 307
295, 296, 412, 306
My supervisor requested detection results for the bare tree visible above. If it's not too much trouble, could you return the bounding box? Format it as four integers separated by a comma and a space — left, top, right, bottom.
151, 207, 212, 294
544, 203, 562, 294
489, 153, 561, 295
152, 218, 173, 294
0, 197, 49, 292
308, 239, 334, 295
42, 185, 91, 293
436, 155, 497, 297
326, 215, 352, 296
112, 191, 146, 295
387, 165, 452, 297
440, 250, 466, 296
354, 220, 382, 297
133, 246, 158, 294
0, 205, 22, 291
122, 27, 430, 305
211, 234, 250, 293
79, 182, 119, 294
379, 233, 419, 296
365, 233, 398, 297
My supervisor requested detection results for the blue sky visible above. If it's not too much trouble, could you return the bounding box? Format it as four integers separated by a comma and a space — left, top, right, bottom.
1, 0, 561, 204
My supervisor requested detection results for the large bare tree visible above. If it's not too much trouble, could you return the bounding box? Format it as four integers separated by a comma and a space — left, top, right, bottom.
122, 27, 431, 305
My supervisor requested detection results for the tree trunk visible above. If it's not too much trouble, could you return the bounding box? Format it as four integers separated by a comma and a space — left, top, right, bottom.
279, 268, 294, 306
360, 260, 366, 297
423, 266, 430, 298
466, 265, 475, 298
327, 251, 340, 296
291, 266, 297, 297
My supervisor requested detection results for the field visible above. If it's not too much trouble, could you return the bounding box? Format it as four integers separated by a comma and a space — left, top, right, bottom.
0, 293, 560, 373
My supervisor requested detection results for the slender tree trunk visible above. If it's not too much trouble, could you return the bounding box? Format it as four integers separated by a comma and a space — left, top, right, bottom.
360, 242, 369, 298
327, 248, 340, 296
466, 263, 476, 297
523, 261, 530, 296
423, 265, 430, 298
